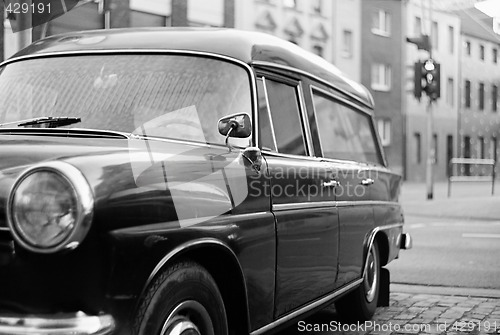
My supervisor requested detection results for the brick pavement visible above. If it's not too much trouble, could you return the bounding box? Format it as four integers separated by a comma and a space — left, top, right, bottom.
283, 291, 500, 334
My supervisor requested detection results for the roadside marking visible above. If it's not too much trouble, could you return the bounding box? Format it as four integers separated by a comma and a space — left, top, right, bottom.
462, 233, 500, 239
407, 223, 426, 229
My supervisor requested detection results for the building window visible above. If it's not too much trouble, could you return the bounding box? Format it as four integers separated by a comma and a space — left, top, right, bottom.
465, 80, 471, 108
465, 41, 471, 56
494, 48, 498, 64
342, 30, 353, 58
480, 44, 485, 60
131, 11, 168, 27
479, 82, 485, 110
377, 119, 391, 146
371, 63, 391, 91
372, 9, 391, 36
311, 0, 322, 15
491, 137, 497, 161
414, 16, 422, 36
431, 21, 438, 50
447, 135, 453, 176
312, 44, 324, 57
478, 136, 485, 159
448, 25, 454, 54
493, 85, 498, 112
447, 77, 454, 106
415, 132, 422, 164
283, 0, 297, 9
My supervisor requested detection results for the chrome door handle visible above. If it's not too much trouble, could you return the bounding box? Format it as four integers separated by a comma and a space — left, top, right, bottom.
361, 178, 374, 186
322, 180, 340, 188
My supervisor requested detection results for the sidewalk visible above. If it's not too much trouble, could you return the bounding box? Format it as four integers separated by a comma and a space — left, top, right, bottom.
400, 181, 500, 221
282, 288, 500, 334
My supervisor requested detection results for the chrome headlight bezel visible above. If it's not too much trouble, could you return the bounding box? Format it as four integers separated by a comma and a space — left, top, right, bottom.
6, 161, 94, 254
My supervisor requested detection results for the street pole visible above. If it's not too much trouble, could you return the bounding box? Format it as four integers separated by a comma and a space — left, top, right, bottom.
17, 0, 32, 49
426, 98, 434, 200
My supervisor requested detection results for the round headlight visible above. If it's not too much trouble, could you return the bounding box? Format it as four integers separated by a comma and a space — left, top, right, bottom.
7, 162, 94, 253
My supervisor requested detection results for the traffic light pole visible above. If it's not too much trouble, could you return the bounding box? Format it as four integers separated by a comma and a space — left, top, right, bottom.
426, 98, 434, 200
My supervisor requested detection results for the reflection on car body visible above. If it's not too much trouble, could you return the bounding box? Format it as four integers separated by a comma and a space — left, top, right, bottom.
0, 28, 411, 335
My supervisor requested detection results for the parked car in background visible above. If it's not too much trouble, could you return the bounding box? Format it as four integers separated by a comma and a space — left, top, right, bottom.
0, 28, 411, 335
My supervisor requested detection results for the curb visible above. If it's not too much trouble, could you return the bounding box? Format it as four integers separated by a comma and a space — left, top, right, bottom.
391, 283, 500, 299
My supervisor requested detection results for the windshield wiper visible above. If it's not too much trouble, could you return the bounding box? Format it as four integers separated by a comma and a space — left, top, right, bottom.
0, 117, 81, 128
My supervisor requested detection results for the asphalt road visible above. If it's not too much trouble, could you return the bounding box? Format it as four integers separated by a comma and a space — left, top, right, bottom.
387, 215, 500, 289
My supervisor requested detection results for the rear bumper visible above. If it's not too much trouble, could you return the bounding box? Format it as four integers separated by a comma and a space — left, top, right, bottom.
0, 312, 115, 335
400, 233, 412, 250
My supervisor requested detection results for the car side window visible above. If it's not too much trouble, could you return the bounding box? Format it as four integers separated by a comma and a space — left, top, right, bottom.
259, 77, 307, 156
312, 89, 381, 165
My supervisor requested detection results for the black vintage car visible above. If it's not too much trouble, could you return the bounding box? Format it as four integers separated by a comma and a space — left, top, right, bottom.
0, 28, 411, 335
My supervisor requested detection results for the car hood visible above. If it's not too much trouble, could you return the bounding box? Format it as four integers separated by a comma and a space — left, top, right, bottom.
0, 133, 251, 231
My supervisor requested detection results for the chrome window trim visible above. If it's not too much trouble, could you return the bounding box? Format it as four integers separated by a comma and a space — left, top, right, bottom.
298, 81, 315, 157
261, 77, 309, 157
6, 161, 94, 254
251, 60, 374, 109
250, 279, 363, 335
261, 150, 323, 162
0, 49, 258, 149
258, 77, 278, 151
309, 85, 386, 166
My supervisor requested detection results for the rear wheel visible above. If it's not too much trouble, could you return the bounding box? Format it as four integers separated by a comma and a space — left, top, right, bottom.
134, 261, 228, 335
335, 241, 380, 322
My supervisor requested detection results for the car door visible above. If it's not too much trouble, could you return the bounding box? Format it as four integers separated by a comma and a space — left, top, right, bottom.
256, 75, 340, 317
308, 85, 380, 287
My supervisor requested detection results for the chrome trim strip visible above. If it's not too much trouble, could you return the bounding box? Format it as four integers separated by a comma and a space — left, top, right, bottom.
250, 279, 363, 335
298, 81, 315, 156
251, 61, 373, 109
273, 200, 400, 211
0, 227, 9, 232
336, 200, 401, 207
0, 312, 115, 335
6, 161, 94, 254
260, 78, 278, 151
273, 201, 336, 211
262, 150, 321, 161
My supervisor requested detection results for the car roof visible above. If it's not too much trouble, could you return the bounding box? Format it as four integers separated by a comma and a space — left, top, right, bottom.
11, 27, 374, 108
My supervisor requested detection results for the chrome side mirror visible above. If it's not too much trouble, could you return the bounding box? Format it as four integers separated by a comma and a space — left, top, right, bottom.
218, 113, 252, 139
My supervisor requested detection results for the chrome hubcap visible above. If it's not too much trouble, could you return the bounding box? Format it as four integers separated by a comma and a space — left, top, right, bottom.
160, 301, 214, 335
364, 247, 378, 303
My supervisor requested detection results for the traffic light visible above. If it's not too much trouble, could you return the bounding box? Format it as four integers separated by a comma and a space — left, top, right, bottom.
413, 59, 441, 101
422, 59, 440, 101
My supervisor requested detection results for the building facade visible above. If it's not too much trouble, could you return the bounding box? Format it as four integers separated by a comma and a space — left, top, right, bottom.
456, 7, 500, 176
360, 0, 405, 177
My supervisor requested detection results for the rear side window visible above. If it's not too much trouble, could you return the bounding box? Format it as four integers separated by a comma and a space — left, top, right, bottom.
312, 89, 381, 165
258, 77, 307, 156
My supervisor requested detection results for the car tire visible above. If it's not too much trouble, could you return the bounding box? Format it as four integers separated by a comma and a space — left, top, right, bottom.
335, 241, 380, 322
133, 261, 229, 335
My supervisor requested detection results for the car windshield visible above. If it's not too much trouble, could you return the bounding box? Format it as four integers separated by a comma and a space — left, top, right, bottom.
0, 54, 253, 146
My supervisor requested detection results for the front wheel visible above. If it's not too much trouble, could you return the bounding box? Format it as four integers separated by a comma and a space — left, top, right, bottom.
134, 261, 228, 335
335, 241, 380, 322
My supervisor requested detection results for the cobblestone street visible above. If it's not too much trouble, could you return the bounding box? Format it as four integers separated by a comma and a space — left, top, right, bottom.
281, 288, 500, 334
